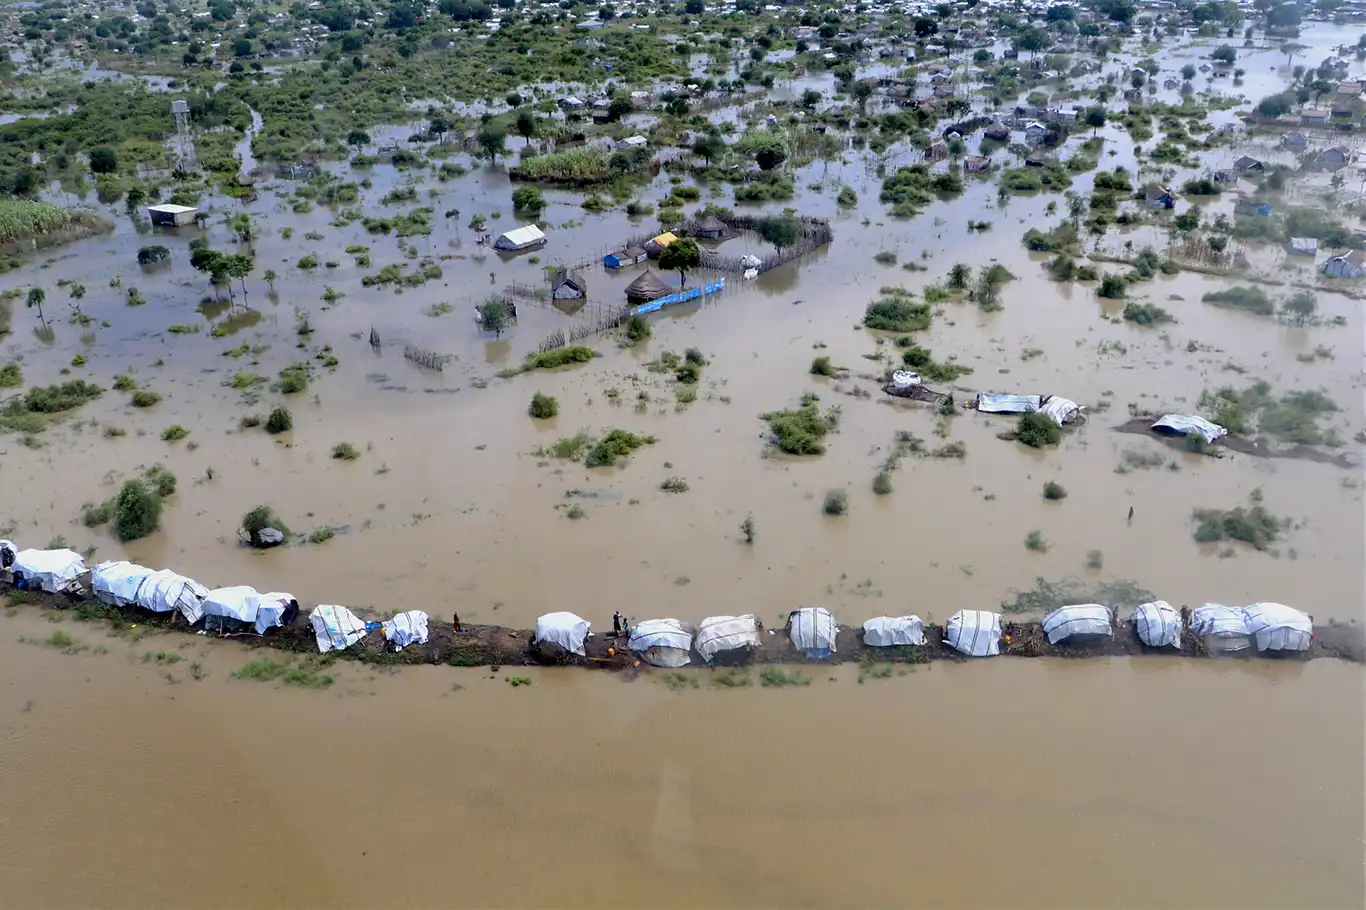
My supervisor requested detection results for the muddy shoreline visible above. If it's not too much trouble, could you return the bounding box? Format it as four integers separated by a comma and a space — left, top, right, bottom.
7, 583, 1362, 671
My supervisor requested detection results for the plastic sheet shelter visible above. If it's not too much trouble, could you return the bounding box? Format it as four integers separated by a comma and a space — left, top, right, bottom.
256, 593, 298, 635
862, 616, 926, 647
1151, 415, 1227, 444
382, 611, 430, 651
310, 605, 369, 653
12, 548, 86, 593
1190, 603, 1251, 651
1041, 604, 1113, 644
788, 607, 838, 658
976, 393, 1041, 414
1241, 602, 1313, 652
1131, 601, 1182, 648
628, 618, 694, 667
135, 570, 209, 624
534, 611, 590, 656
1039, 396, 1081, 426
204, 586, 261, 624
92, 561, 155, 607
944, 610, 1002, 656
695, 614, 760, 663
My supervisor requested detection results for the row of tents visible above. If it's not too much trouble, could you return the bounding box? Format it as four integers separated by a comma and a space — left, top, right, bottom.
534, 601, 1316, 665
2, 542, 1313, 663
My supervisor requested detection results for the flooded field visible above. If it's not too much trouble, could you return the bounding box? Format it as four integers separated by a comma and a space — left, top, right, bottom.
0, 610, 1361, 909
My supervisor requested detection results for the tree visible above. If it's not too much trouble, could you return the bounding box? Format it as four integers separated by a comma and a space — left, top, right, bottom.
1065, 190, 1087, 225
1173, 210, 1200, 233
1282, 41, 1306, 67
685, 0, 703, 12
1211, 44, 1236, 63
347, 130, 371, 151
428, 114, 450, 142
944, 98, 971, 119
1282, 291, 1317, 324
233, 36, 252, 56
263, 268, 277, 289
1130, 69, 1146, 89
477, 125, 506, 163
1257, 92, 1294, 117
801, 88, 822, 108
745, 133, 786, 170
607, 96, 632, 122
1084, 105, 1107, 134
225, 253, 253, 299
227, 212, 255, 245
913, 17, 937, 38
1017, 27, 1048, 56
659, 238, 701, 287
114, 479, 162, 542
1311, 78, 1334, 106
852, 81, 873, 106
515, 109, 538, 146
25, 287, 45, 326
1181, 63, 1196, 80
755, 217, 798, 252
505, 91, 523, 107
511, 186, 545, 212
1268, 3, 1302, 27
692, 133, 725, 165
478, 297, 510, 337
88, 146, 118, 175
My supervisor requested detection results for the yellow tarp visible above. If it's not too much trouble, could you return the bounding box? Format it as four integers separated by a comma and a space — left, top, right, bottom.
650, 231, 678, 248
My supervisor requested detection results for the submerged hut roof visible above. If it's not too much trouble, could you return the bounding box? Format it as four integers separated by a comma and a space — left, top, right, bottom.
625, 269, 673, 302
694, 214, 728, 235
552, 267, 587, 293
622, 245, 647, 258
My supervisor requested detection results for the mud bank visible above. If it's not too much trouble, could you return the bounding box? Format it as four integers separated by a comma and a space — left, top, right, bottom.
7, 584, 1363, 671
1113, 418, 1360, 468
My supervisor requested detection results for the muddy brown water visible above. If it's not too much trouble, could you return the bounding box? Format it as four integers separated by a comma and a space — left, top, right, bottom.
0, 611, 1362, 909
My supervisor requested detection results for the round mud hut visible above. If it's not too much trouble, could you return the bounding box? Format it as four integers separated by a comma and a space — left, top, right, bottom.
625, 269, 673, 304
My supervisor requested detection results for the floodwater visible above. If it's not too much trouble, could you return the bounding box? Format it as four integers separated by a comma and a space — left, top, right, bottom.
2, 24, 1365, 907
0, 610, 1361, 908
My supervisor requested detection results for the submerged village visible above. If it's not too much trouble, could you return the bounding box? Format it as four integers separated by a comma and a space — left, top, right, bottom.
1, 0, 1365, 686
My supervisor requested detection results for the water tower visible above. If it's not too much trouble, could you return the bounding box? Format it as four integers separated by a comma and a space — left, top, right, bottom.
171, 99, 194, 166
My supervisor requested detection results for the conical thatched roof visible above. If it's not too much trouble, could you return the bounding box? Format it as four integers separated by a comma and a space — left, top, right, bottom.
694, 214, 727, 234
625, 269, 672, 302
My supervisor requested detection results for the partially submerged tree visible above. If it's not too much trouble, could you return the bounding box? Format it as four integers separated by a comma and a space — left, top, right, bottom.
659, 238, 701, 287
25, 287, 45, 327
515, 109, 538, 146
1282, 291, 1317, 325
478, 297, 510, 337
755, 217, 798, 252
477, 125, 507, 163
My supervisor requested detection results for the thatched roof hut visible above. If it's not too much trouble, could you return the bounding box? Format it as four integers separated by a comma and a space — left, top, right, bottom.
625, 269, 673, 303
694, 214, 728, 239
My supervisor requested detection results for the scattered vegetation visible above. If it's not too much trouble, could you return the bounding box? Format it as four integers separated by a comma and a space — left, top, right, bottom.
331, 442, 360, 461
1202, 286, 1274, 317
863, 287, 931, 332
1016, 412, 1062, 448
1192, 494, 1288, 551
1122, 302, 1173, 326
529, 392, 559, 419
584, 429, 656, 468
265, 406, 293, 434
761, 394, 838, 455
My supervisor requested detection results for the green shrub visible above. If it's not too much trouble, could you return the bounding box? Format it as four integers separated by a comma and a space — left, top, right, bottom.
584, 429, 655, 468
873, 250, 898, 265
161, 424, 189, 441
822, 489, 849, 515
241, 504, 289, 546
144, 464, 176, 497
276, 364, 310, 394
1122, 302, 1173, 326
1043, 481, 1068, 500
331, 442, 360, 460
1025, 529, 1049, 551
0, 362, 20, 388
1202, 286, 1274, 316
23, 380, 103, 413
1017, 412, 1062, 448
684, 347, 707, 366
1098, 274, 1127, 299
1191, 504, 1285, 549
863, 291, 931, 332
265, 406, 293, 434
761, 401, 831, 454
112, 374, 136, 392
900, 344, 972, 382
523, 346, 597, 371
872, 471, 893, 495
623, 314, 651, 344
811, 356, 834, 376
675, 363, 701, 384
113, 479, 161, 542
130, 389, 160, 407
529, 392, 559, 419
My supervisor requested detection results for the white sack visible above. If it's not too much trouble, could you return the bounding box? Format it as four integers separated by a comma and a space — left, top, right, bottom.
1131, 601, 1182, 648
13, 548, 86, 593
310, 604, 368, 653
135, 569, 208, 624
789, 607, 837, 656
534, 611, 590, 656
382, 611, 430, 651
628, 618, 694, 667
695, 614, 759, 663
1042, 604, 1112, 644
256, 592, 296, 635
862, 616, 926, 647
1240, 602, 1312, 652
945, 610, 1002, 657
92, 561, 155, 607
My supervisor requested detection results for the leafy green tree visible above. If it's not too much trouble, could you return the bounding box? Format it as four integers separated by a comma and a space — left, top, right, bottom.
1084, 105, 1107, 133
25, 287, 45, 326
477, 125, 506, 163
225, 253, 254, 298
114, 479, 162, 541
347, 130, 370, 151
692, 133, 725, 165
659, 238, 701, 287
515, 109, 538, 146
1181, 63, 1196, 80
755, 217, 798, 252
607, 96, 633, 121
511, 186, 545, 212
89, 146, 118, 174
478, 297, 510, 336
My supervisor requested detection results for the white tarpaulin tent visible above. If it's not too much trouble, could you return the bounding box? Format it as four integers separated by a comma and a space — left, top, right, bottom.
1190, 603, 1251, 651
382, 611, 430, 651
1042, 604, 1112, 644
493, 224, 547, 252
1152, 415, 1227, 444
977, 393, 1041, 414
789, 607, 837, 658
135, 570, 208, 624
862, 616, 926, 647
945, 610, 1002, 656
1039, 396, 1081, 426
92, 561, 155, 607
13, 548, 85, 593
534, 611, 590, 656
1241, 602, 1312, 652
256, 593, 297, 635
204, 585, 261, 624
310, 605, 369, 653
1131, 601, 1182, 648
628, 618, 694, 667
695, 615, 759, 663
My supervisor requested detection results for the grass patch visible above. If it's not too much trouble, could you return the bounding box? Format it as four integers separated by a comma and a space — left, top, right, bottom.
759, 666, 811, 687
1197, 380, 1338, 444
662, 672, 699, 690
0, 362, 20, 388
584, 429, 656, 468
535, 431, 592, 461
1000, 576, 1155, 615
232, 659, 287, 681
522, 346, 597, 372
872, 470, 893, 495
529, 392, 559, 419
142, 651, 182, 665
863, 288, 931, 332
21, 380, 103, 413
448, 646, 482, 667
660, 476, 690, 493
1025, 530, 1049, 552
1192, 495, 1287, 550
710, 668, 753, 688
1122, 302, 1174, 326
505, 675, 532, 687
761, 393, 837, 455
899, 343, 972, 382
161, 424, 189, 441
331, 442, 360, 461
1202, 286, 1274, 316
130, 389, 161, 407
276, 364, 311, 395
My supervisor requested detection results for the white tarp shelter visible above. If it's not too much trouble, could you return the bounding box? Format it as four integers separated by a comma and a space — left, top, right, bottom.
1039, 396, 1080, 426
695, 614, 759, 663
534, 611, 590, 656
493, 224, 547, 252
135, 570, 208, 624
1041, 604, 1112, 644
789, 607, 837, 658
1152, 415, 1227, 444
13, 548, 86, 593
977, 393, 1041, 414
256, 592, 297, 635
628, 618, 694, 667
1241, 602, 1312, 652
204, 585, 261, 624
382, 611, 430, 651
310, 605, 369, 653
92, 561, 155, 607
945, 610, 1002, 656
862, 615, 925, 647
1131, 600, 1182, 648
1190, 603, 1250, 651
